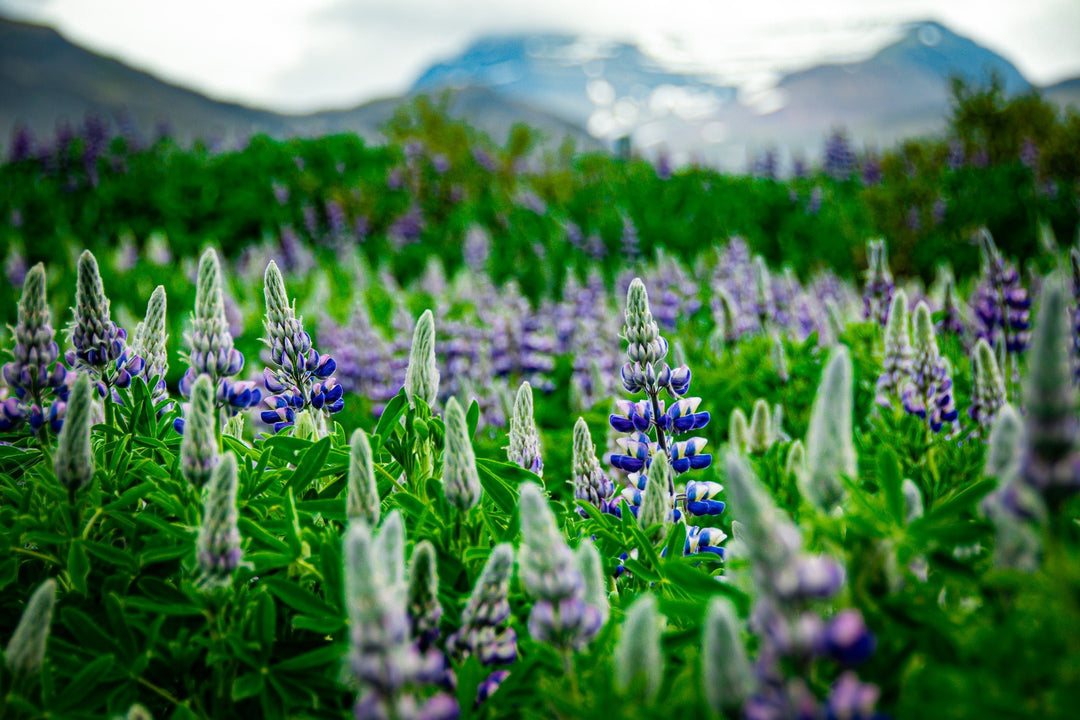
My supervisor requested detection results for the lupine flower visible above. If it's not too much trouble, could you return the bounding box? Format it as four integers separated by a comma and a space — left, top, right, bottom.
875, 290, 912, 408
638, 452, 674, 539
902, 302, 959, 433
178, 249, 260, 429
725, 451, 880, 719
405, 310, 440, 408
54, 372, 93, 496
447, 544, 517, 665
702, 596, 752, 712
771, 332, 790, 383
973, 229, 1031, 363
753, 256, 774, 329
4, 578, 57, 678
518, 483, 602, 651
407, 541, 442, 652
180, 375, 219, 490
823, 128, 856, 180
442, 397, 481, 512
131, 285, 169, 407
1020, 276, 1080, 505
862, 239, 894, 326
748, 400, 773, 454
571, 418, 616, 515
613, 594, 663, 701
802, 346, 856, 511
196, 452, 242, 586
970, 338, 1007, 430
982, 405, 1043, 571
576, 540, 609, 627
729, 408, 750, 453
1069, 248, 1080, 381
1, 263, 71, 434
507, 381, 543, 475
260, 261, 343, 434
348, 428, 381, 526
344, 517, 458, 720
938, 272, 964, 337
67, 250, 143, 395
785, 440, 806, 478
609, 278, 716, 547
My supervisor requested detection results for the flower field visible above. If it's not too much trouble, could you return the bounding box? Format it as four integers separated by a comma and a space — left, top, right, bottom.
1, 89, 1079, 720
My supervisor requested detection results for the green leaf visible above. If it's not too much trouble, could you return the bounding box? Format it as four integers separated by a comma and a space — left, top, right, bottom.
290, 614, 346, 634
53, 654, 115, 710
286, 438, 332, 495
83, 540, 139, 572
271, 644, 345, 672
374, 389, 408, 441
261, 577, 338, 620
232, 671, 266, 701
67, 540, 89, 595
466, 399, 480, 438
877, 448, 905, 525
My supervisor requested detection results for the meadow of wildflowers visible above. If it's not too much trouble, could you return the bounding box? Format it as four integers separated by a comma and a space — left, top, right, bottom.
1, 89, 1080, 720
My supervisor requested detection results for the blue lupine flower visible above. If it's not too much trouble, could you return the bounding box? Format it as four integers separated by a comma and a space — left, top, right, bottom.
261, 260, 344, 434
1, 264, 71, 434
67, 250, 144, 396
608, 278, 722, 557
902, 302, 959, 434
177, 249, 261, 432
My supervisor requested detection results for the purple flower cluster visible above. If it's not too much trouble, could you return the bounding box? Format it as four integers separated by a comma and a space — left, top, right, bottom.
0, 265, 72, 433
822, 128, 857, 181
67, 251, 144, 398
725, 453, 882, 720
608, 279, 724, 558
972, 230, 1031, 358
260, 262, 344, 433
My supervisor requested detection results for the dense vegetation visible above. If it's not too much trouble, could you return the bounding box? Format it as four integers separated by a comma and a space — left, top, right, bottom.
0, 81, 1078, 720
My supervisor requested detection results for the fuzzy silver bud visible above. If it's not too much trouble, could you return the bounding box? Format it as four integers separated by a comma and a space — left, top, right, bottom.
508, 381, 543, 476
196, 452, 242, 585
348, 428, 381, 526
614, 594, 663, 700
442, 397, 482, 512
802, 345, 856, 510
4, 578, 57, 678
180, 374, 219, 489
701, 596, 752, 711
404, 310, 440, 408
55, 372, 94, 494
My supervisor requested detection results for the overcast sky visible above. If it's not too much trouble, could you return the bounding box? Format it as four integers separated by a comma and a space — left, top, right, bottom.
3, 0, 1079, 113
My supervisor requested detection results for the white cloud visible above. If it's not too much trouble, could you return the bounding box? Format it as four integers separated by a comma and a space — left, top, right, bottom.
2, 0, 1078, 112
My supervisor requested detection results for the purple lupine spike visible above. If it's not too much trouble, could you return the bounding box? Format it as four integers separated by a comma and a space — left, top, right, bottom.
1, 264, 72, 434
261, 261, 343, 434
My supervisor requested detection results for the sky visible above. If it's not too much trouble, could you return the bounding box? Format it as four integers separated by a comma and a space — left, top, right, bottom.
2, 0, 1079, 114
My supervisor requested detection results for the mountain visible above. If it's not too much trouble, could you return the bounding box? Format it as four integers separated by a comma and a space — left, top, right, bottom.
2, 15, 1076, 169
1044, 77, 1080, 110
0, 17, 598, 151
409, 21, 1040, 166
0, 17, 289, 145
412, 34, 736, 131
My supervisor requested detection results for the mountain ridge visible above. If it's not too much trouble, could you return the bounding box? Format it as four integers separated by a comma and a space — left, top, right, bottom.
1, 16, 1076, 167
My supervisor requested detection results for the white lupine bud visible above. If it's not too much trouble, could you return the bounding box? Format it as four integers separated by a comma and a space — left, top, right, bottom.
508, 381, 543, 476
404, 310, 439, 408
803, 345, 856, 511
347, 428, 381, 526
702, 596, 752, 711
442, 397, 481, 512
729, 408, 749, 453
4, 578, 57, 678
748, 399, 772, 454
614, 594, 663, 700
